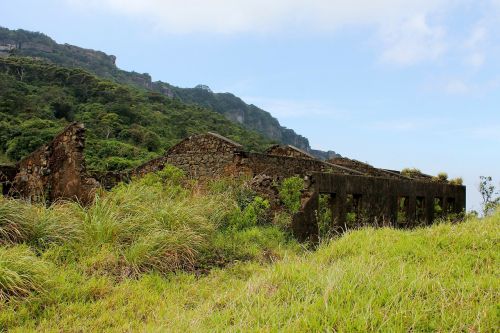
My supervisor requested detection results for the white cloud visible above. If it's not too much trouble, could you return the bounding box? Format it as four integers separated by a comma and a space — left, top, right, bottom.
64, 0, 500, 68
380, 15, 447, 65
66, 0, 453, 34
463, 24, 488, 68
444, 79, 470, 94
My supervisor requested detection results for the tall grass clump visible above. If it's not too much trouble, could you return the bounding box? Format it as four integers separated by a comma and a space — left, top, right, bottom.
0, 197, 82, 249
0, 245, 49, 301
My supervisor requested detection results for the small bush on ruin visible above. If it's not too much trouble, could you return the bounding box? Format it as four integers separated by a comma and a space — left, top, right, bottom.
450, 177, 463, 186
279, 176, 304, 214
401, 168, 422, 178
433, 172, 448, 182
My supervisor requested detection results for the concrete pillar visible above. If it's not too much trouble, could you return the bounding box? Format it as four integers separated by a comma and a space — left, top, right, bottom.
388, 195, 398, 226
425, 196, 434, 225
332, 190, 347, 231
408, 195, 416, 225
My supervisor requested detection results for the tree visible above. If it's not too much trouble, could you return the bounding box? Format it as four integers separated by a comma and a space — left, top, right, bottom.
479, 176, 500, 216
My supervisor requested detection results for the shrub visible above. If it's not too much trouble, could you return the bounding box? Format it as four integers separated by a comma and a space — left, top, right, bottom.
0, 245, 49, 301
433, 172, 448, 182
401, 168, 421, 178
208, 178, 255, 210
226, 196, 270, 230
279, 176, 304, 213
450, 177, 463, 186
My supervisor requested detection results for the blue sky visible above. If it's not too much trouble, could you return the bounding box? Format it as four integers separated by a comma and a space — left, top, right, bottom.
1, 0, 499, 211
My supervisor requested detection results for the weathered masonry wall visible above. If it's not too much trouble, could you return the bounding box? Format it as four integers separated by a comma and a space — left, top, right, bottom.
9, 123, 99, 204
292, 172, 466, 241
132, 132, 242, 179
131, 134, 360, 181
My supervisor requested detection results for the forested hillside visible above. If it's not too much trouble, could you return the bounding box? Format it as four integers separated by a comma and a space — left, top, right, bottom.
0, 27, 339, 159
0, 57, 271, 171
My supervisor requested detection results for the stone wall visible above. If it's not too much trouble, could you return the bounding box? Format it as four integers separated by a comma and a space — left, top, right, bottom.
132, 132, 243, 179
132, 133, 364, 182
9, 123, 99, 204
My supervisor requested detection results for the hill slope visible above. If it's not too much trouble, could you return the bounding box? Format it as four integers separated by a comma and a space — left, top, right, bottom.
0, 56, 271, 170
0, 171, 497, 331
0, 27, 339, 159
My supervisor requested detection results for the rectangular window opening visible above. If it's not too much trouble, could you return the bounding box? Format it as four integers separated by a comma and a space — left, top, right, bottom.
397, 196, 409, 223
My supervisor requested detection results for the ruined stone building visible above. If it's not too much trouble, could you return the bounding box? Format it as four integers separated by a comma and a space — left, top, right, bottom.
0, 123, 466, 241
0, 123, 99, 205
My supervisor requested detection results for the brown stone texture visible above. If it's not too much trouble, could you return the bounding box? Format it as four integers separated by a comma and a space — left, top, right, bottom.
131, 132, 242, 179
9, 123, 99, 204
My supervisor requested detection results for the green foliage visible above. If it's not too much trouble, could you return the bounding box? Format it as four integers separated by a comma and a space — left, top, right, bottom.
240, 196, 270, 228
278, 176, 304, 214
0, 56, 271, 171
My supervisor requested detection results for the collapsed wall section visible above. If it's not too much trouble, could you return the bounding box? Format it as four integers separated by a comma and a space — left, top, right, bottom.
9, 123, 99, 204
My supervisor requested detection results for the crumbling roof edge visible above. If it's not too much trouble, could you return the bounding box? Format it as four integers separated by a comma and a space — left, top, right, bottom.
206, 132, 243, 148
265, 144, 316, 160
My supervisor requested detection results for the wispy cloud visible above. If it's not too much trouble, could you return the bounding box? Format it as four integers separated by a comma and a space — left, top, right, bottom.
380, 15, 447, 66
65, 0, 453, 34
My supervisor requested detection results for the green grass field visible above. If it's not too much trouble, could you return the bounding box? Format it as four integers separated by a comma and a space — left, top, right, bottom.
0, 169, 498, 332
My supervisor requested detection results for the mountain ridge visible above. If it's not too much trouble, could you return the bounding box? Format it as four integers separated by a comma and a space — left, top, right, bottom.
0, 27, 340, 160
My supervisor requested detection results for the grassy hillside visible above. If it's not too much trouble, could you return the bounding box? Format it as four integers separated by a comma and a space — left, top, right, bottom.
0, 27, 338, 158
0, 56, 271, 170
0, 169, 497, 332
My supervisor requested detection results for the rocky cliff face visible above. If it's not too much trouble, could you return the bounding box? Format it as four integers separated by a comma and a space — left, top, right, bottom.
0, 27, 340, 159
